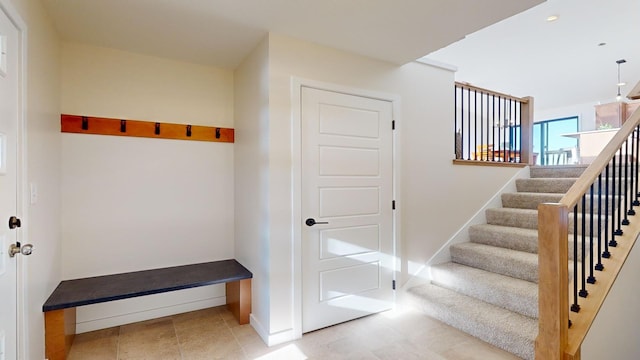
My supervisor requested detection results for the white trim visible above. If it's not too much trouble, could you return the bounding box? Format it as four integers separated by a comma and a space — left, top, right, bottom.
415, 57, 458, 72
290, 77, 401, 341
0, 0, 27, 359
76, 296, 226, 333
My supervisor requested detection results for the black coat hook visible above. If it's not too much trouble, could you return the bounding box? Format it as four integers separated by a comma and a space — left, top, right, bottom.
82, 116, 89, 130
155, 122, 160, 135
186, 125, 192, 137
215, 128, 221, 139
120, 120, 127, 133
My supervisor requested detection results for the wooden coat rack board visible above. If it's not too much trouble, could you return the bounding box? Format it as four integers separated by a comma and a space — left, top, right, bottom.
61, 114, 234, 143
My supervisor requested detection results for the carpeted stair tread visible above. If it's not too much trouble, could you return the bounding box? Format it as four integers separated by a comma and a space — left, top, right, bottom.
486, 208, 539, 230
430, 262, 538, 318
450, 242, 539, 283
469, 224, 588, 261
516, 178, 577, 193
530, 165, 587, 178
485, 207, 602, 235
407, 283, 536, 360
501, 192, 564, 209
469, 224, 538, 254
501, 192, 616, 211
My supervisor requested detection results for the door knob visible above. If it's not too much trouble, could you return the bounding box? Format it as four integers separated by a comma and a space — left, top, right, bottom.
9, 243, 33, 257
8, 216, 21, 229
305, 218, 329, 227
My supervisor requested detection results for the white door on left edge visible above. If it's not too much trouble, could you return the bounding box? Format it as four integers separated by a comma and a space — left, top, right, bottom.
301, 86, 394, 333
0, 5, 20, 360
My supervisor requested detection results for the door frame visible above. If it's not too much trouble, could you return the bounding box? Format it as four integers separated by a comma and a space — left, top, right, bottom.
291, 78, 401, 340
0, 0, 27, 357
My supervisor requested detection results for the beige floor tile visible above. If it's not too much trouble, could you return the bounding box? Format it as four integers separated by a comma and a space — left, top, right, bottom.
372, 341, 448, 360
67, 305, 527, 360
440, 338, 522, 360
67, 328, 119, 360
179, 332, 243, 359
231, 323, 264, 345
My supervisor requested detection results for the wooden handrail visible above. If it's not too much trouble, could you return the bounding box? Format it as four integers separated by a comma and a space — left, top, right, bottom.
536, 105, 640, 360
455, 81, 530, 103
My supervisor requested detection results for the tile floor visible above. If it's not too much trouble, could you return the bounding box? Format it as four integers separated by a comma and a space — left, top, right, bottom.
68, 305, 520, 359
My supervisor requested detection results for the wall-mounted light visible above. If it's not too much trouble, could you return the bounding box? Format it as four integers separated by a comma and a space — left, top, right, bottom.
616, 59, 626, 101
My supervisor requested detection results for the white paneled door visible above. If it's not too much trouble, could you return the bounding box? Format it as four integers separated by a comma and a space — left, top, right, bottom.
301, 87, 394, 333
0, 5, 19, 359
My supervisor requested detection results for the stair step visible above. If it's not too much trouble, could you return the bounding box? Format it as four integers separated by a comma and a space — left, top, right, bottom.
530, 165, 588, 178
407, 283, 536, 360
430, 262, 538, 318
485, 208, 604, 235
469, 224, 589, 261
501, 192, 563, 209
502, 192, 617, 212
516, 178, 577, 193
450, 242, 539, 282
469, 224, 538, 253
485, 208, 538, 230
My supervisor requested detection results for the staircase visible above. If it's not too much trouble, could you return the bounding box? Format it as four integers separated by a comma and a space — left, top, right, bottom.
407, 165, 591, 360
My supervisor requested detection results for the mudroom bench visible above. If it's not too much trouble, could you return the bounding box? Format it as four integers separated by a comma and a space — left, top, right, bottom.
42, 259, 252, 360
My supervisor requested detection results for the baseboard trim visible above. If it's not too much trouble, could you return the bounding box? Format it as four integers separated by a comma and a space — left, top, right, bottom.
250, 314, 298, 347
75, 296, 226, 333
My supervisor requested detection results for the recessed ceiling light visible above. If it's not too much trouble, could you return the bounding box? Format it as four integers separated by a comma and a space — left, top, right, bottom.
546, 15, 559, 22
618, 82, 627, 87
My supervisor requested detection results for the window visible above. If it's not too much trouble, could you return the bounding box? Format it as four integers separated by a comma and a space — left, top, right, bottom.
533, 117, 579, 165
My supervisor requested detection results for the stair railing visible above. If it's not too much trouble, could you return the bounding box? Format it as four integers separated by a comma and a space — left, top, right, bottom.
453, 82, 534, 166
536, 105, 640, 359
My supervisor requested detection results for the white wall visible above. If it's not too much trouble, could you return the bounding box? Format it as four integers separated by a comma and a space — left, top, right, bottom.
232, 33, 522, 345
7, 0, 62, 358
536, 100, 599, 131
233, 36, 271, 336
60, 43, 235, 332
582, 237, 640, 359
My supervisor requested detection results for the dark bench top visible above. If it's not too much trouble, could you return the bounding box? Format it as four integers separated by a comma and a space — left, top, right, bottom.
43, 259, 252, 312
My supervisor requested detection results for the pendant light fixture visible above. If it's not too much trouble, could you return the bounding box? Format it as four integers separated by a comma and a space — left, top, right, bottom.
616, 59, 626, 101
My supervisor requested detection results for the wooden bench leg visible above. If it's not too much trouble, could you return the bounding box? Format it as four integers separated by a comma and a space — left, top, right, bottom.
44, 308, 76, 360
226, 279, 251, 325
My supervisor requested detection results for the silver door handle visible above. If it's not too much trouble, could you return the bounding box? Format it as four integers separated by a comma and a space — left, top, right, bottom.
9, 243, 33, 257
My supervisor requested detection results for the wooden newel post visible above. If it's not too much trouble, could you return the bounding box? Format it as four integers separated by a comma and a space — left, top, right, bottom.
535, 203, 570, 360
521, 96, 534, 165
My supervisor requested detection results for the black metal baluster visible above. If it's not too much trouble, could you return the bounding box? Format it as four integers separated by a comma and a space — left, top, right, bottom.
507, 99, 512, 162
485, 92, 490, 161
604, 163, 612, 258
473, 90, 478, 162
579, 195, 588, 298
454, 86, 457, 158
480, 91, 484, 161
629, 133, 637, 216
614, 153, 622, 239
635, 126, 640, 206
623, 140, 631, 225
596, 173, 604, 270
571, 204, 581, 312
493, 96, 502, 161
492, 95, 496, 161
467, 88, 471, 160
587, 184, 596, 284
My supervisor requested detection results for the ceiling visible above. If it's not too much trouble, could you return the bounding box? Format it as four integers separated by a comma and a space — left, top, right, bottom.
425, 0, 640, 111
41, 0, 542, 69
